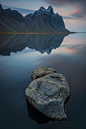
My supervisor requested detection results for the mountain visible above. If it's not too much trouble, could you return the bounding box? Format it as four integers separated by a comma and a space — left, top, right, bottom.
0, 4, 69, 32
0, 4, 28, 32
0, 34, 68, 55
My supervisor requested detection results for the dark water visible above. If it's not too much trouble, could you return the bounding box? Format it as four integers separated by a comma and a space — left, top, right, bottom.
0, 33, 86, 129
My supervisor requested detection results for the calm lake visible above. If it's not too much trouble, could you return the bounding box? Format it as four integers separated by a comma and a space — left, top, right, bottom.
0, 33, 86, 129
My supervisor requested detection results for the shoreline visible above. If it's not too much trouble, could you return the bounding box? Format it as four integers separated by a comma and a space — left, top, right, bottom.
0, 31, 75, 34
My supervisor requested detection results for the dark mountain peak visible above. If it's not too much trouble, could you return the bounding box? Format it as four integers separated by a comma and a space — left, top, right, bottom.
0, 4, 6, 16
8, 8, 11, 10
48, 5, 53, 9
38, 6, 54, 14
40, 6, 46, 10
38, 6, 46, 13
47, 6, 54, 14
32, 6, 55, 16
0, 4, 3, 10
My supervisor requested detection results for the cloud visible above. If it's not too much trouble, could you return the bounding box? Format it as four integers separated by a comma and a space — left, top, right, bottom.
44, 0, 86, 19
63, 16, 76, 19
70, 9, 86, 19
44, 0, 86, 7
71, 10, 80, 14
61, 9, 86, 19
2, 5, 35, 15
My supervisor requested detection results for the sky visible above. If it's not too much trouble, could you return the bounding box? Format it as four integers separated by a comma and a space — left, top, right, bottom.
0, 0, 86, 32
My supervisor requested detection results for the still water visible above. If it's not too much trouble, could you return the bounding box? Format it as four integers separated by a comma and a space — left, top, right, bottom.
0, 33, 86, 129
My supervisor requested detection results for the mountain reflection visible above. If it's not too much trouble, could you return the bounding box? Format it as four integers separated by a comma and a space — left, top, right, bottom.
0, 34, 69, 56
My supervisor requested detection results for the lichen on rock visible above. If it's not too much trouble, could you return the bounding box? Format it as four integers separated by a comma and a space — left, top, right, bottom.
31, 68, 56, 80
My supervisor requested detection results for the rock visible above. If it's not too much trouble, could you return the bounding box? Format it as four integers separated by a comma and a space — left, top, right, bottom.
31, 68, 56, 80
25, 73, 70, 120
27, 100, 54, 124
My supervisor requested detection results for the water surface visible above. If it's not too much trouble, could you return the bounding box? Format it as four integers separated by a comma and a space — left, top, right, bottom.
0, 33, 86, 129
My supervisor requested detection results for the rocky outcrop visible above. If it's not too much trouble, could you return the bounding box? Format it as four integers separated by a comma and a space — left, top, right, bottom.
31, 68, 56, 80
27, 100, 54, 124
25, 69, 70, 120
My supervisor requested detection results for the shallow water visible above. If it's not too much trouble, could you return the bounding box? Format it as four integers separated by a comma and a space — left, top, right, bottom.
0, 33, 86, 129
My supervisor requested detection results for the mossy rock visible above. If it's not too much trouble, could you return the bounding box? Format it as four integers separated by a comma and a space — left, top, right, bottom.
31, 68, 56, 80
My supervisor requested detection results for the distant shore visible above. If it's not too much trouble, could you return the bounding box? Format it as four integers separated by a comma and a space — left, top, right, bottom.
0, 31, 75, 34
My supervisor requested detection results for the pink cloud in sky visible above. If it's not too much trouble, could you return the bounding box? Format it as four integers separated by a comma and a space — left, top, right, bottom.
44, 0, 86, 19
59, 9, 80, 16
60, 8, 86, 20
70, 10, 80, 14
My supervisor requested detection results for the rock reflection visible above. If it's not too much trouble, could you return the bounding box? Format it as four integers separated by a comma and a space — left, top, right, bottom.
0, 34, 69, 56
26, 99, 54, 124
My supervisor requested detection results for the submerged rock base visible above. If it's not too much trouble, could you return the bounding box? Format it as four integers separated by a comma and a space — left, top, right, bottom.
25, 68, 70, 120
